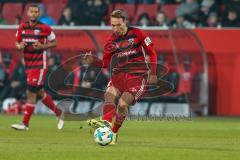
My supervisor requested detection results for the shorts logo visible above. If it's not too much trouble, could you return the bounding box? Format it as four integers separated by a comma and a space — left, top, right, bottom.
34, 29, 40, 35
144, 37, 152, 46
129, 87, 137, 92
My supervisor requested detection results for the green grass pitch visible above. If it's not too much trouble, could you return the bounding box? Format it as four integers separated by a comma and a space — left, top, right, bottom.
0, 115, 240, 160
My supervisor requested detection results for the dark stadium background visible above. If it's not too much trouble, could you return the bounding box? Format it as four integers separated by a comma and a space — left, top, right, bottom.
0, 0, 240, 117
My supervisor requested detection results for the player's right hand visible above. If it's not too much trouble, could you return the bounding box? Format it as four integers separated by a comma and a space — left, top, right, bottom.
83, 51, 95, 65
16, 42, 27, 50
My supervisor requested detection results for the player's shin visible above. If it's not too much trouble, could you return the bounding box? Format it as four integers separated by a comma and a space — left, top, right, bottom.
112, 106, 128, 133
22, 102, 36, 126
102, 103, 116, 124
41, 92, 61, 116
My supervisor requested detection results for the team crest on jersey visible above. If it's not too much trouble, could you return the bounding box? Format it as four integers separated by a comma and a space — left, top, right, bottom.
128, 38, 134, 44
34, 29, 41, 35
144, 37, 152, 46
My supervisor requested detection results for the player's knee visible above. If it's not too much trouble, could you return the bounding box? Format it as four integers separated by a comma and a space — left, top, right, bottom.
37, 89, 45, 100
27, 92, 37, 104
118, 99, 128, 110
118, 103, 128, 115
104, 92, 116, 104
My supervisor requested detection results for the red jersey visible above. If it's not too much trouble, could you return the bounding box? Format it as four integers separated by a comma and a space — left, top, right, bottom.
16, 21, 56, 70
102, 27, 157, 75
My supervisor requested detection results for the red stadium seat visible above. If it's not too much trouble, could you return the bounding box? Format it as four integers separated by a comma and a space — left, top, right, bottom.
160, 4, 179, 20
45, 3, 66, 22
2, 3, 23, 24
114, 3, 136, 23
135, 4, 159, 21
42, 0, 68, 6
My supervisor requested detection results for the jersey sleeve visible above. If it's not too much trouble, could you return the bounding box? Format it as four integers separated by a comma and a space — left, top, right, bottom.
138, 29, 157, 75
46, 25, 56, 41
16, 24, 23, 42
90, 50, 112, 69
102, 44, 113, 68
101, 36, 114, 68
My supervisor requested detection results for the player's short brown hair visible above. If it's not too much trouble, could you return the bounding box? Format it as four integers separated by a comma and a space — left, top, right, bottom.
28, 4, 40, 11
111, 10, 127, 20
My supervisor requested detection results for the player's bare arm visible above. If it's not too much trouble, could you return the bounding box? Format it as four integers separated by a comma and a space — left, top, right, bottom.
33, 39, 57, 50
16, 41, 27, 50
147, 74, 158, 85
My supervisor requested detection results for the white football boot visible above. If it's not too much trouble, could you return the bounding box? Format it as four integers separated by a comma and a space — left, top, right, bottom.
11, 123, 29, 131
57, 112, 64, 130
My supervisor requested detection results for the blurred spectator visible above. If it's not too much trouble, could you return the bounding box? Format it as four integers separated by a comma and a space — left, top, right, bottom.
58, 7, 77, 26
127, 0, 155, 3
8, 58, 27, 100
172, 15, 194, 28
156, 0, 181, 4
44, 54, 67, 99
0, 53, 14, 107
76, 58, 108, 90
0, 11, 7, 25
82, 0, 108, 25
206, 12, 219, 27
177, 55, 195, 95
0, 64, 7, 108
38, 4, 56, 26
15, 15, 21, 25
175, 0, 199, 22
222, 9, 240, 27
198, 0, 219, 27
156, 11, 169, 28
201, 0, 218, 13
136, 13, 152, 27
2, 53, 15, 78
223, 0, 240, 6
67, 0, 86, 25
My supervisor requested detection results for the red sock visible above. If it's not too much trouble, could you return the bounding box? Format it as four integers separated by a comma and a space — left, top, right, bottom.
22, 103, 35, 126
42, 93, 61, 116
112, 112, 126, 133
102, 104, 116, 123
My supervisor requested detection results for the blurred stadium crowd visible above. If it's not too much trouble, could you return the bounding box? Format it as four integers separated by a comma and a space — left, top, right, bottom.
0, 0, 240, 28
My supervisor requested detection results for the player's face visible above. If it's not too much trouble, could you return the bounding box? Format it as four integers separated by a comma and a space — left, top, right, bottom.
27, 7, 40, 22
111, 17, 127, 36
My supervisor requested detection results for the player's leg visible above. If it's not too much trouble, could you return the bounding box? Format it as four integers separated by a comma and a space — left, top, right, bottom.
111, 74, 147, 144
110, 91, 135, 144
112, 91, 134, 133
102, 86, 121, 124
38, 88, 64, 130
11, 89, 37, 131
87, 84, 121, 128
38, 89, 62, 116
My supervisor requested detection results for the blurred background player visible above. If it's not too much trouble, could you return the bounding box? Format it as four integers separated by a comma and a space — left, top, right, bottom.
84, 10, 158, 144
11, 4, 64, 131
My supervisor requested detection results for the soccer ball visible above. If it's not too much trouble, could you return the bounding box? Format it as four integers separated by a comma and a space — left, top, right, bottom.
94, 126, 113, 146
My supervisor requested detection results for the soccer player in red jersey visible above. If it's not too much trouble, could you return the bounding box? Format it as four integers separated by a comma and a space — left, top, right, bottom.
85, 10, 158, 144
11, 4, 64, 131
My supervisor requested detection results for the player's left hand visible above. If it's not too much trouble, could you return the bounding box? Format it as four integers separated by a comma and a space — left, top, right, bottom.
33, 42, 44, 50
147, 75, 158, 85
